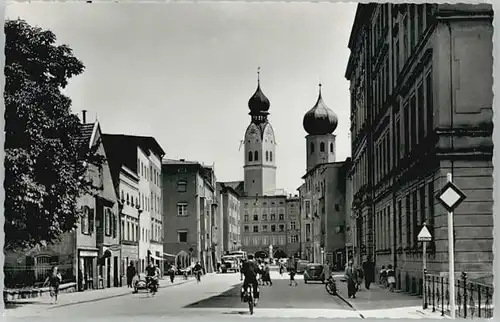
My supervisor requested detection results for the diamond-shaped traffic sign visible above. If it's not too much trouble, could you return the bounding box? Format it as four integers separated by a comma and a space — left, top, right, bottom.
418, 225, 432, 242
437, 181, 467, 212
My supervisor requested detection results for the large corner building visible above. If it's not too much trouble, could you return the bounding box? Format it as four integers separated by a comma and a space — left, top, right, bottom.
345, 3, 493, 292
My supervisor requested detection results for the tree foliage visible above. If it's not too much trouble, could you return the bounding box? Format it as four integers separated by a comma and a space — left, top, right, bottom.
4, 19, 103, 251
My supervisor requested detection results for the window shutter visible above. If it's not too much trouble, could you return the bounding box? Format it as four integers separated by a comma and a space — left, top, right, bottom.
89, 208, 95, 234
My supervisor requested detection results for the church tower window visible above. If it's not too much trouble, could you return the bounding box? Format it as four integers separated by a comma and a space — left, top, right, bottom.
330, 142, 334, 153
310, 142, 315, 154
320, 142, 325, 152
270, 151, 273, 162
265, 151, 269, 161
248, 151, 253, 162
254, 151, 259, 161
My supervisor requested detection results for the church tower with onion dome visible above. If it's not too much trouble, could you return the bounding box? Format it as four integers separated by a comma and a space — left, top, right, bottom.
243, 68, 277, 196
303, 83, 338, 172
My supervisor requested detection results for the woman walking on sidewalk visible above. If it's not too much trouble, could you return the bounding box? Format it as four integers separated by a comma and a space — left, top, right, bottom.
345, 260, 358, 299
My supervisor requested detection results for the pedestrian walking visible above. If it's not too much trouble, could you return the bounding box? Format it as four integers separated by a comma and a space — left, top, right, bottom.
43, 266, 62, 304
168, 264, 176, 283
289, 267, 297, 286
263, 263, 272, 286
345, 260, 358, 299
362, 256, 375, 290
387, 265, 396, 292
126, 262, 136, 288
355, 265, 364, 291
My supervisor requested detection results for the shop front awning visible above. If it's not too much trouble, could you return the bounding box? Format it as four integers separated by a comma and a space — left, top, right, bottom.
163, 253, 176, 257
150, 254, 164, 261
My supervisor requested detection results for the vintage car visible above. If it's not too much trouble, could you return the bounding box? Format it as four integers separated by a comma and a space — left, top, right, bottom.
295, 260, 310, 274
221, 256, 239, 273
304, 263, 326, 284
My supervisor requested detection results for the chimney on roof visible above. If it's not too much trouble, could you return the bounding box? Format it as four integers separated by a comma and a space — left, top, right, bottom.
179, 159, 185, 162
82, 110, 87, 124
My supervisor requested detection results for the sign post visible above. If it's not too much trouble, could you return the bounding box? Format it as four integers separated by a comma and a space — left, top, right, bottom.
437, 173, 467, 319
418, 222, 432, 309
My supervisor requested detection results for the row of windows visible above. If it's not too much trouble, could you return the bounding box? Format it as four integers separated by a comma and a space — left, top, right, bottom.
242, 235, 286, 247
121, 216, 139, 242
151, 221, 162, 243
120, 189, 162, 215
243, 223, 289, 233
137, 158, 161, 187
248, 150, 273, 162
309, 142, 334, 155
374, 181, 435, 251
81, 206, 117, 238
244, 201, 284, 207
243, 213, 285, 222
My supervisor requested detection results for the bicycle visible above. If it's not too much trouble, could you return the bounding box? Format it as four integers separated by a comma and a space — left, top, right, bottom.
146, 277, 158, 297
242, 284, 255, 315
325, 276, 337, 296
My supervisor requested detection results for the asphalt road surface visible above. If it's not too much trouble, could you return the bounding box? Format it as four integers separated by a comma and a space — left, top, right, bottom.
7, 271, 363, 319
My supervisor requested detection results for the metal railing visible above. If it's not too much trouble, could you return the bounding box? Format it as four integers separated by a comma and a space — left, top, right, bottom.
424, 272, 493, 319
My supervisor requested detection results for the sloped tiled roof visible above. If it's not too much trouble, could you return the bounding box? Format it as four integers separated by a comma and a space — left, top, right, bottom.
74, 123, 95, 148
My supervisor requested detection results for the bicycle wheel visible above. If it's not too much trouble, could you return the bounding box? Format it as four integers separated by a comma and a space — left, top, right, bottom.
325, 282, 336, 295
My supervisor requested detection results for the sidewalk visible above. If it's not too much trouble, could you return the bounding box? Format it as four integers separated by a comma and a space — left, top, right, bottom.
5, 275, 198, 310
336, 282, 448, 319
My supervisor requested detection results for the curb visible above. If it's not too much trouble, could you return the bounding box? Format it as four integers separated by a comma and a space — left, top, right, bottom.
47, 278, 196, 309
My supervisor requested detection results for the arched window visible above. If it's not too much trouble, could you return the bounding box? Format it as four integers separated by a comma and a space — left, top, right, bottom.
320, 142, 325, 152
248, 151, 253, 162
270, 151, 273, 162
310, 143, 315, 154
265, 151, 269, 161
330, 142, 334, 153
254, 151, 259, 161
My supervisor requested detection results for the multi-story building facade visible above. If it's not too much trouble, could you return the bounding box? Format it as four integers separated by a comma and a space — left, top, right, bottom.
345, 3, 494, 292
217, 182, 242, 252
298, 85, 350, 267
148, 151, 164, 271
118, 166, 140, 280
162, 159, 218, 273
102, 134, 165, 275
285, 196, 301, 258
4, 119, 121, 291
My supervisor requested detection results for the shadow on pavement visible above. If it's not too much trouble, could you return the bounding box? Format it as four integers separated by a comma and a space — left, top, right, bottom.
184, 284, 241, 308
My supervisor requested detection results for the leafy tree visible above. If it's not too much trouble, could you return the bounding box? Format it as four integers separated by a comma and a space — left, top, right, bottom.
4, 19, 103, 251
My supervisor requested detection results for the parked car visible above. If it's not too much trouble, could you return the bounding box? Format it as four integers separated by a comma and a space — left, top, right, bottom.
304, 263, 326, 284
221, 256, 239, 273
295, 260, 310, 274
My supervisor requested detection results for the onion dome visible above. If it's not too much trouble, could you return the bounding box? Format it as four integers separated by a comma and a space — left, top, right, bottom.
248, 67, 270, 113
303, 83, 338, 135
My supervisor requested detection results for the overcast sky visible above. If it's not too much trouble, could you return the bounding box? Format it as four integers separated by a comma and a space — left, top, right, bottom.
6, 2, 357, 194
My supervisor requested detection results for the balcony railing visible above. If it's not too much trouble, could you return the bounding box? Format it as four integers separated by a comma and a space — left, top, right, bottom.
424, 272, 493, 319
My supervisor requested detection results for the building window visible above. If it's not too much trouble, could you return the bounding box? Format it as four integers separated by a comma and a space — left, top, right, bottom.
253, 225, 259, 233
290, 235, 298, 243
310, 142, 315, 154
105, 208, 111, 236
244, 225, 249, 232
254, 151, 259, 161
335, 204, 340, 211
177, 180, 187, 192
262, 225, 268, 232
265, 151, 269, 161
403, 100, 410, 155
279, 224, 285, 232
177, 202, 188, 216
398, 200, 403, 246
270, 214, 276, 221
412, 190, 418, 245
426, 70, 433, 135
320, 142, 325, 152
81, 206, 90, 235
262, 214, 267, 221
405, 195, 411, 247
330, 142, 333, 153
253, 214, 258, 221
244, 215, 249, 222
305, 200, 311, 217
177, 230, 188, 243
271, 224, 276, 232
279, 213, 284, 221
290, 221, 296, 230
248, 151, 253, 162
270, 151, 273, 162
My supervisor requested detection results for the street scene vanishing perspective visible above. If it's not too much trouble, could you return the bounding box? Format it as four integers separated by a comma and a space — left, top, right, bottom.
3, 2, 494, 320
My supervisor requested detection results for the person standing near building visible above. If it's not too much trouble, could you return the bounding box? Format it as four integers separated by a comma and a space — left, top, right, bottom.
345, 260, 358, 299
126, 262, 136, 288
362, 256, 375, 290
386, 265, 396, 292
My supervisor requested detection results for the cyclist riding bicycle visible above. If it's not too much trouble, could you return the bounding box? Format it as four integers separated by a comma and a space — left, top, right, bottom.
193, 262, 203, 281
145, 262, 160, 291
241, 254, 261, 306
